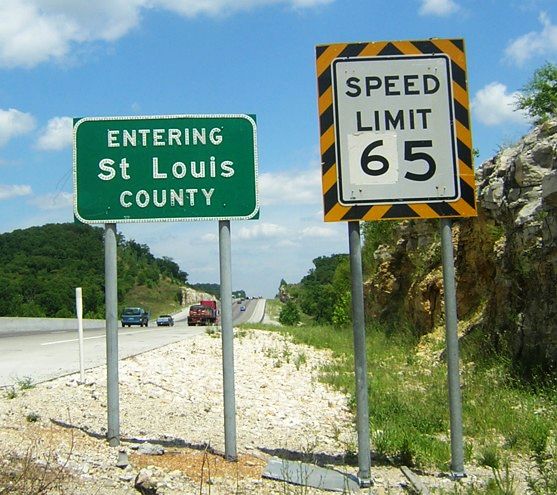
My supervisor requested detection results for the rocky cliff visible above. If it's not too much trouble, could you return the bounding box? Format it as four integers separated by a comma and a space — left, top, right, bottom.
364, 121, 557, 374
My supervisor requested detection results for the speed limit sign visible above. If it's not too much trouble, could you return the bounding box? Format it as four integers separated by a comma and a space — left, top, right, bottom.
316, 39, 477, 222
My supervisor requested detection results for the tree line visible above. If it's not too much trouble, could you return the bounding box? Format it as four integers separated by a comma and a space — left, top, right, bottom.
0, 223, 188, 318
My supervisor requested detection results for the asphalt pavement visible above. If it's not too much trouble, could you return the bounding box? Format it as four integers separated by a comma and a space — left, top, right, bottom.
0, 299, 267, 387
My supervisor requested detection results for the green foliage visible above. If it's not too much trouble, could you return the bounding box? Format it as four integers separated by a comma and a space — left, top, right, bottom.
279, 300, 301, 326
16, 377, 34, 390
361, 221, 397, 276
4, 387, 17, 399
294, 254, 350, 324
479, 444, 502, 469
331, 290, 351, 327
0, 223, 188, 318
25, 412, 40, 423
515, 62, 557, 123
275, 322, 557, 471
527, 436, 557, 495
188, 283, 246, 299
188, 283, 220, 298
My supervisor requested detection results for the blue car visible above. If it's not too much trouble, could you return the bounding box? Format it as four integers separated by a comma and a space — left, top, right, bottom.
156, 315, 174, 327
121, 307, 149, 327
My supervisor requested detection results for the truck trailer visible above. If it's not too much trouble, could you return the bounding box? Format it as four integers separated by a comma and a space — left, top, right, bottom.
187, 300, 218, 326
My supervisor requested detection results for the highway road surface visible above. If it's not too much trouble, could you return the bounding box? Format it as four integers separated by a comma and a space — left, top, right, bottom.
0, 298, 265, 388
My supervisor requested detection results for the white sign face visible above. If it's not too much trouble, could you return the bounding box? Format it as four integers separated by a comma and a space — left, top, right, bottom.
332, 54, 459, 205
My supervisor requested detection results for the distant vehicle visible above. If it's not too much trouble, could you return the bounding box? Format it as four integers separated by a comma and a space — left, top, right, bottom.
240, 305, 246, 312
187, 300, 218, 326
156, 315, 174, 327
121, 307, 149, 327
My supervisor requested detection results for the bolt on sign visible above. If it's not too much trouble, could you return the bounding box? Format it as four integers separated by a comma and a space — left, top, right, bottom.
316, 39, 477, 221
73, 114, 258, 223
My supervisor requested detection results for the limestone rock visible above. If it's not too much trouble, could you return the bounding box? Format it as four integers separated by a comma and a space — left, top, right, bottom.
364, 120, 557, 372
134, 469, 158, 494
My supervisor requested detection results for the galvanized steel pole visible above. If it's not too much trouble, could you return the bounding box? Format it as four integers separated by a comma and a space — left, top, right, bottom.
439, 218, 465, 476
348, 221, 372, 486
219, 220, 237, 461
105, 223, 120, 447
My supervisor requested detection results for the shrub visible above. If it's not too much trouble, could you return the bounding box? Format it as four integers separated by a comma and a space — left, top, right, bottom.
279, 301, 300, 326
515, 62, 557, 123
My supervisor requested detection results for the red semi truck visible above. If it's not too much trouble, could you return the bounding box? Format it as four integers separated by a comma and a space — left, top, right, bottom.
187, 300, 218, 326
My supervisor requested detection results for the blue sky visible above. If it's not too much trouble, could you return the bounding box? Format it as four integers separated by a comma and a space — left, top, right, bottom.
0, 0, 555, 298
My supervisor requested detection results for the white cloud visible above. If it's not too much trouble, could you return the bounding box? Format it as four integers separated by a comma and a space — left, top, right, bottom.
290, 0, 333, 6
29, 192, 73, 210
0, 184, 32, 200
0, 0, 332, 68
37, 117, 73, 151
419, 0, 459, 16
300, 225, 336, 238
200, 233, 218, 242
259, 167, 321, 206
155, 0, 332, 17
472, 82, 529, 126
0, 108, 36, 146
505, 12, 557, 66
235, 222, 288, 240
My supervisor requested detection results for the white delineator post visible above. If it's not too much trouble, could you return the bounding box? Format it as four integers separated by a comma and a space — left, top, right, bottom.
75, 287, 85, 383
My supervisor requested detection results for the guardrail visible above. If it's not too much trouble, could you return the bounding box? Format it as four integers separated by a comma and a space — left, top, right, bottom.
0, 317, 105, 336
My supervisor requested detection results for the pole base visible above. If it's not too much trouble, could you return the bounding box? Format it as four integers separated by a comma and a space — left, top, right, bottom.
358, 475, 373, 488
108, 436, 120, 447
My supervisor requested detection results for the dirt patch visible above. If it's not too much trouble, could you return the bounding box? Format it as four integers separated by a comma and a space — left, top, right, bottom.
130, 448, 267, 484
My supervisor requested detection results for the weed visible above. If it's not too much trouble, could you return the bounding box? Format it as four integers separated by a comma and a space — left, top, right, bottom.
0, 428, 75, 495
25, 412, 40, 423
5, 387, 17, 399
489, 462, 517, 494
17, 377, 35, 390
478, 445, 501, 469
485, 223, 505, 242
282, 342, 292, 363
276, 321, 557, 472
527, 436, 557, 495
205, 327, 220, 338
294, 352, 307, 371
235, 329, 247, 339
199, 446, 212, 494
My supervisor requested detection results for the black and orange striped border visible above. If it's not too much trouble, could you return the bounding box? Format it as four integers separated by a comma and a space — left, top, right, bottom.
316, 39, 477, 222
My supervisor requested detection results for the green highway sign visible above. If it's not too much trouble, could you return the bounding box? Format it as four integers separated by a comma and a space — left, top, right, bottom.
73, 114, 258, 223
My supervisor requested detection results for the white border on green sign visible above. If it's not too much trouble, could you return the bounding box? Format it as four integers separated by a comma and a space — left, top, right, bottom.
72, 113, 259, 224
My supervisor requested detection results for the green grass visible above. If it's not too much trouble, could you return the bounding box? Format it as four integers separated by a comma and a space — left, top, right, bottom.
121, 278, 183, 319
264, 298, 282, 321
273, 321, 557, 471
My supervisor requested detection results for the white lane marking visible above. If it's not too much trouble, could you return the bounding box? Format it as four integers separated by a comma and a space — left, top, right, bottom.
41, 329, 153, 346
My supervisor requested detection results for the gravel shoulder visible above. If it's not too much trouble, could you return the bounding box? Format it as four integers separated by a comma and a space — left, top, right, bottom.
0, 327, 514, 494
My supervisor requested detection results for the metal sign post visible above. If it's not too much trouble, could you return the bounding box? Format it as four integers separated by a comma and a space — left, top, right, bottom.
440, 219, 465, 476
348, 221, 372, 486
219, 220, 237, 460
75, 287, 85, 382
105, 223, 120, 447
